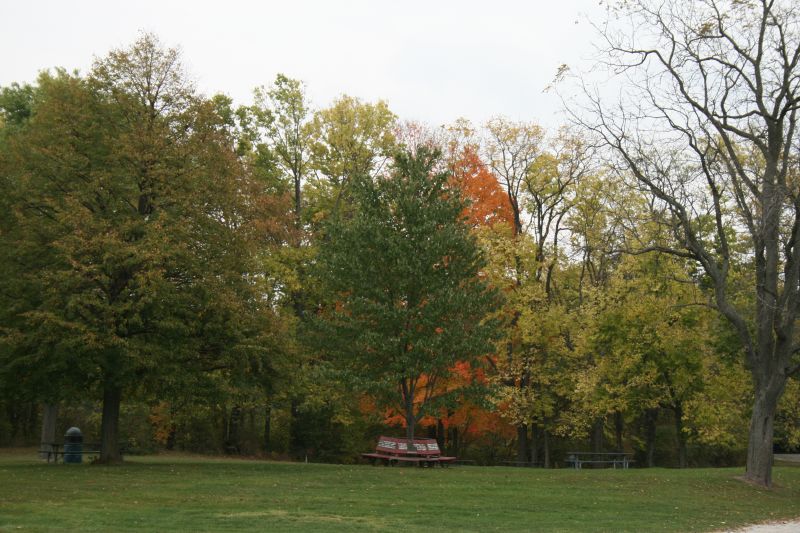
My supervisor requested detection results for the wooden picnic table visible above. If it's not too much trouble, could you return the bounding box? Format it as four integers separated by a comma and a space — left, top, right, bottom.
500, 461, 542, 467
39, 442, 119, 463
565, 451, 634, 469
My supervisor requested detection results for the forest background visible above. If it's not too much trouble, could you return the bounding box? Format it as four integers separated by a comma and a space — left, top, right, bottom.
1, 0, 799, 489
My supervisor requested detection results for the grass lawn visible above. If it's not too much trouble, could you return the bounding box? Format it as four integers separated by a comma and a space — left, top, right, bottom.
1, 450, 799, 532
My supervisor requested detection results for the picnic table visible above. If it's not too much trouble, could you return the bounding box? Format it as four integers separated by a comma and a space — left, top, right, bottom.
361, 436, 456, 467
39, 442, 106, 463
500, 461, 542, 467
39, 442, 125, 463
565, 451, 634, 469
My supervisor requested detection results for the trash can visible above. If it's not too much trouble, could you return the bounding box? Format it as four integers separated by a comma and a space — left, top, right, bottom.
64, 427, 83, 464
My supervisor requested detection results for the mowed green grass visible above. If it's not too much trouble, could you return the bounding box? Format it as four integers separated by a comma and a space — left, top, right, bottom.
1, 450, 799, 532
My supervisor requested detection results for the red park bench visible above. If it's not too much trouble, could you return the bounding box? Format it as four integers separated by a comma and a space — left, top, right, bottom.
361, 436, 456, 467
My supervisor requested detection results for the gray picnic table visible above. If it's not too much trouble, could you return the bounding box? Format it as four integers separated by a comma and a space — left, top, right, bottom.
565, 451, 634, 469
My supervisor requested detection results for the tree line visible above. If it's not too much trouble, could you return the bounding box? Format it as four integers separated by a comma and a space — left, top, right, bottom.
1, 0, 798, 488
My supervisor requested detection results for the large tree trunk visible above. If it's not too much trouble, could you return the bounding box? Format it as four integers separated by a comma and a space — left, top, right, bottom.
449, 426, 459, 457
294, 174, 302, 228
644, 408, 658, 468
614, 410, 624, 452
289, 399, 301, 456
263, 403, 272, 453
744, 377, 785, 486
516, 424, 529, 463
674, 402, 687, 468
404, 386, 416, 447
590, 417, 604, 453
39, 403, 58, 459
99, 381, 122, 463
543, 427, 550, 468
225, 405, 242, 454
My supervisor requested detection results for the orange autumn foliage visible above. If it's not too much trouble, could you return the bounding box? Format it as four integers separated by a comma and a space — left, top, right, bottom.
367, 358, 513, 440
148, 402, 174, 445
449, 146, 514, 229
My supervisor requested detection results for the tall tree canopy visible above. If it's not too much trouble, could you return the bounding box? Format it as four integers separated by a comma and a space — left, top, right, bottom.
313, 147, 502, 443
2, 23, 795, 469
305, 96, 397, 222
579, 0, 800, 486
0, 35, 265, 462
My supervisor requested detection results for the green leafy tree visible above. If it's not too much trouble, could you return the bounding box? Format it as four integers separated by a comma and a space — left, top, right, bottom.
0, 35, 264, 462
575, 253, 715, 467
483, 122, 590, 463
306, 95, 397, 222
313, 147, 501, 444
249, 74, 313, 232
0, 80, 59, 446
580, 0, 800, 486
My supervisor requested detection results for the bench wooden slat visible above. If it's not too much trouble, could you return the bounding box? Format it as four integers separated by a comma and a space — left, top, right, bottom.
362, 436, 456, 466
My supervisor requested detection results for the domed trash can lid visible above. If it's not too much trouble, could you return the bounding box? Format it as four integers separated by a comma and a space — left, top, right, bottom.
65, 427, 83, 443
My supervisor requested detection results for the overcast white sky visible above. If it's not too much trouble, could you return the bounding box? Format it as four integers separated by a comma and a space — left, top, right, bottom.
1, 0, 605, 130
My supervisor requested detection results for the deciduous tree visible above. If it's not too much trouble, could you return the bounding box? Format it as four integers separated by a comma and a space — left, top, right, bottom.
0, 35, 265, 462
306, 96, 397, 222
578, 0, 800, 486
313, 147, 501, 444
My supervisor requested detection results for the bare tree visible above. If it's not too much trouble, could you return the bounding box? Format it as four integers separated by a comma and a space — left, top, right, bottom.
576, 0, 800, 487
484, 117, 545, 237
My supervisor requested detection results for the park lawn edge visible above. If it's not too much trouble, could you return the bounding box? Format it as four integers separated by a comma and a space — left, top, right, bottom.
0, 450, 798, 532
